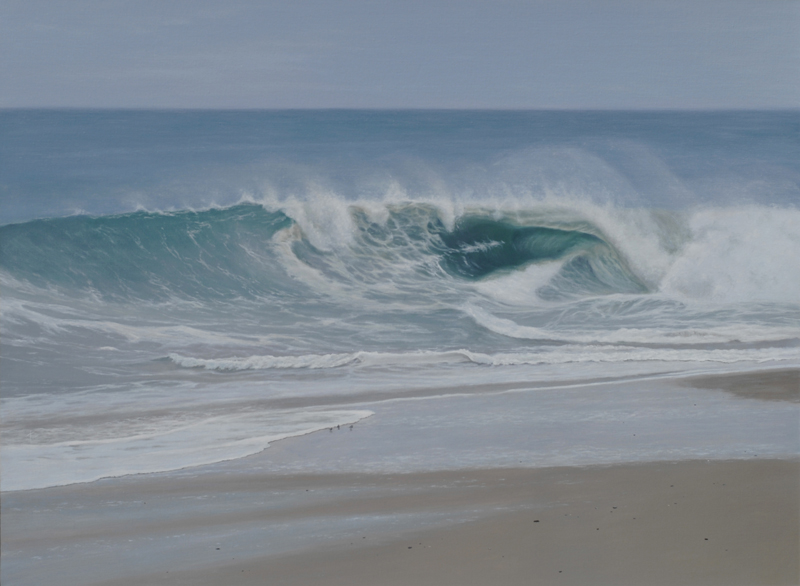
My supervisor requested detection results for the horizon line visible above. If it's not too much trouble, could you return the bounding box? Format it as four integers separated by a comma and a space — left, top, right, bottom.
2, 106, 799, 113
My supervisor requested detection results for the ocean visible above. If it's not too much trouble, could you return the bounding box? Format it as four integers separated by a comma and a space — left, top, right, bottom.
1, 110, 798, 493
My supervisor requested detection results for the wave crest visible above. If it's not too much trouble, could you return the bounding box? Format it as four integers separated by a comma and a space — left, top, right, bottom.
2, 199, 798, 306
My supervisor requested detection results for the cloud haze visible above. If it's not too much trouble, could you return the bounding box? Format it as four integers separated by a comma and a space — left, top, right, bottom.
1, 0, 798, 108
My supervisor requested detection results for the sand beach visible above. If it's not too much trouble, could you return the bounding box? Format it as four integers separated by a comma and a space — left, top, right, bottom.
3, 369, 798, 586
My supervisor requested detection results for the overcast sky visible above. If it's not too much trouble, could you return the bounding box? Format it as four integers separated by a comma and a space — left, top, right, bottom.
1, 0, 798, 109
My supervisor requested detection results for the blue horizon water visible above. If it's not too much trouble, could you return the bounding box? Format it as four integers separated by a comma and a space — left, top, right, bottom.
2, 109, 799, 225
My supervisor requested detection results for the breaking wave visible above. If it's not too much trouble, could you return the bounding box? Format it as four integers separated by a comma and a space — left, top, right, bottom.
168, 346, 800, 372
3, 198, 796, 306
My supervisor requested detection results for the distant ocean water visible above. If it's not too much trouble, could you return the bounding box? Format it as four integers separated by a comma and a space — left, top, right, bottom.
1, 110, 799, 491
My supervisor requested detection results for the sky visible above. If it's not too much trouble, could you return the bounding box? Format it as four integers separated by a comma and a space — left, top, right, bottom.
1, 0, 798, 109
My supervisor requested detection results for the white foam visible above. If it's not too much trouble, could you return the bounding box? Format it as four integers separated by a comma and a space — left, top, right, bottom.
473, 261, 565, 305
169, 342, 799, 374
660, 206, 800, 304
2, 298, 270, 347
266, 190, 358, 251
1, 408, 373, 492
463, 304, 800, 345
170, 351, 362, 370
460, 346, 800, 366
168, 350, 477, 371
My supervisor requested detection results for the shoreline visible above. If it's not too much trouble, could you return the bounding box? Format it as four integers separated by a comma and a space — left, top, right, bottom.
4, 365, 797, 494
2, 366, 798, 585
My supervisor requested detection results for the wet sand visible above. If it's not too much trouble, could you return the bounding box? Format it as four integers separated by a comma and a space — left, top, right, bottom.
237, 461, 798, 586
682, 368, 799, 403
5, 459, 796, 586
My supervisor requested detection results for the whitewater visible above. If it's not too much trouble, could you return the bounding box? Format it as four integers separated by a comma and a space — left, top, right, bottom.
1, 110, 798, 492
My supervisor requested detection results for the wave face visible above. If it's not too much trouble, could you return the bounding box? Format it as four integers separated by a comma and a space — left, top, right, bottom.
1, 205, 292, 300
2, 110, 799, 491
0, 203, 651, 302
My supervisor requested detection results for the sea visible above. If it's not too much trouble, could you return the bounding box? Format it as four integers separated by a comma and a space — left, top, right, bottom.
1, 110, 799, 493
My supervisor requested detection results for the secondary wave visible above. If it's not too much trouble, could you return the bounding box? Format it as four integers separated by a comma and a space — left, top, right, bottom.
168, 346, 800, 372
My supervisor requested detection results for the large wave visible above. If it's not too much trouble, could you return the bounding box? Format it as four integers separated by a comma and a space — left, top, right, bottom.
2, 198, 798, 308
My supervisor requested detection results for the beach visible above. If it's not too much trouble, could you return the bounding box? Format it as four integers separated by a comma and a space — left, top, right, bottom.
98, 460, 796, 586
3, 369, 798, 586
